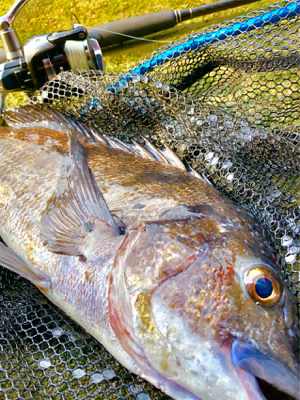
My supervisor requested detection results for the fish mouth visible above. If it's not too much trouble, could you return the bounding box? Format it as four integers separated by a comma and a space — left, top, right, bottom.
257, 378, 296, 400
231, 339, 300, 400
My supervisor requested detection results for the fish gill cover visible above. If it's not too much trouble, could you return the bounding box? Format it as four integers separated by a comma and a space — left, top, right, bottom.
0, 1, 299, 399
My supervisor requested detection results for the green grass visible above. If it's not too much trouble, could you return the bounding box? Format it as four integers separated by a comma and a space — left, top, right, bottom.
1, 0, 276, 108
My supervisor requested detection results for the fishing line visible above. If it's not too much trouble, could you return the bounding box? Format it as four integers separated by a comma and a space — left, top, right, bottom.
94, 27, 172, 43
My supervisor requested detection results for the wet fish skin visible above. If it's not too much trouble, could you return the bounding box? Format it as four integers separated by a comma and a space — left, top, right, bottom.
0, 120, 298, 400
108, 209, 299, 399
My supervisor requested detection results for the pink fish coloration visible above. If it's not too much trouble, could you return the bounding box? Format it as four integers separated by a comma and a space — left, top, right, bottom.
0, 105, 299, 400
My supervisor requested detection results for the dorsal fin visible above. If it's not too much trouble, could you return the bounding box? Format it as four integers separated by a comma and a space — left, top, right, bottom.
104, 135, 137, 155
4, 104, 202, 179
142, 137, 170, 163
4, 104, 105, 143
4, 104, 72, 131
42, 134, 120, 258
159, 144, 186, 170
130, 141, 158, 160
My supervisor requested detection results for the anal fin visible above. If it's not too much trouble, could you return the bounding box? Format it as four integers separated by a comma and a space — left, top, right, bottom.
0, 243, 49, 288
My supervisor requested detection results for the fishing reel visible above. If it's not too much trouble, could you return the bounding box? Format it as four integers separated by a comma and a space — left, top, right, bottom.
0, 0, 103, 94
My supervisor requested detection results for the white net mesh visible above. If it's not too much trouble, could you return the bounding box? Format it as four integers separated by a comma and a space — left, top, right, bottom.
1, 1, 299, 399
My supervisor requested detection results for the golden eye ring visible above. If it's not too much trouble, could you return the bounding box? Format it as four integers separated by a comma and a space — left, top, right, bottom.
244, 265, 282, 306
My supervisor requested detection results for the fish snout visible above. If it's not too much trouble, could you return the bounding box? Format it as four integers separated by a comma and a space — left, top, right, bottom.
231, 339, 300, 400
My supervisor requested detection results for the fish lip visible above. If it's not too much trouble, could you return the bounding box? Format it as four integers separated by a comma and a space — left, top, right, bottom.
231, 338, 300, 400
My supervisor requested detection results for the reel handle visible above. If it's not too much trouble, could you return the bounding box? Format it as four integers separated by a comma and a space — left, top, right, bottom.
0, 0, 263, 93
0, 0, 31, 60
0, 0, 103, 94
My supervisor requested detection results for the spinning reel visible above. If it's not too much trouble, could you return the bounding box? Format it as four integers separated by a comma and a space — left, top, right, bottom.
0, 0, 103, 94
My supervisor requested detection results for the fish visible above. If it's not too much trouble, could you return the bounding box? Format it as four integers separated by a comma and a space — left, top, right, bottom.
0, 105, 299, 400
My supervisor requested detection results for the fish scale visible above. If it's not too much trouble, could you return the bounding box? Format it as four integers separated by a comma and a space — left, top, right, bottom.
0, 115, 298, 400
0, 132, 62, 259
1, 2, 300, 398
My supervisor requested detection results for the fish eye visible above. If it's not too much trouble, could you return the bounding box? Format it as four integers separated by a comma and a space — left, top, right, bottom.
244, 265, 282, 306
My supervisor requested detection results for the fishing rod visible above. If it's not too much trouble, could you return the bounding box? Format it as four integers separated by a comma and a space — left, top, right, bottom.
0, 1, 263, 67
87, 0, 263, 47
0, 0, 263, 125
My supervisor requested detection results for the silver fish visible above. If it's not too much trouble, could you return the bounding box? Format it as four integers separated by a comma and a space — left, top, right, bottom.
0, 105, 299, 400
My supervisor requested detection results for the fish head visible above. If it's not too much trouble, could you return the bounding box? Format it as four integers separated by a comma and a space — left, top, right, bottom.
109, 204, 299, 400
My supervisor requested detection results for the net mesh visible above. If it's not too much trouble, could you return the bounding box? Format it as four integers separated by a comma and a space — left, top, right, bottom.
1, 1, 300, 399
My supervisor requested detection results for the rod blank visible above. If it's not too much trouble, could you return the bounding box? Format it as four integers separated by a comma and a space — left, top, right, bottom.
0, 0, 262, 63
89, 0, 262, 47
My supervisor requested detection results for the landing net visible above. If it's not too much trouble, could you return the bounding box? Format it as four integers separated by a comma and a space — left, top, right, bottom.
1, 1, 299, 399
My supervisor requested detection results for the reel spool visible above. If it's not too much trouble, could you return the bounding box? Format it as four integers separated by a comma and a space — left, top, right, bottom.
64, 37, 104, 71
0, 0, 104, 94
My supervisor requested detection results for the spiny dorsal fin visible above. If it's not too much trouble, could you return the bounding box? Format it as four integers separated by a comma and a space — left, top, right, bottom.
4, 104, 106, 143
4, 104, 73, 131
42, 134, 120, 257
5, 104, 202, 179
159, 144, 186, 170
103, 135, 136, 155
142, 137, 169, 163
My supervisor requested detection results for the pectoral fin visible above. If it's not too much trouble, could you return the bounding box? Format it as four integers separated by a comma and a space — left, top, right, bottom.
42, 134, 120, 258
0, 243, 49, 288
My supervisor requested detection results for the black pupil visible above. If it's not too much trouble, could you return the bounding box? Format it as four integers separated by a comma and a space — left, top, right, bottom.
255, 277, 273, 298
